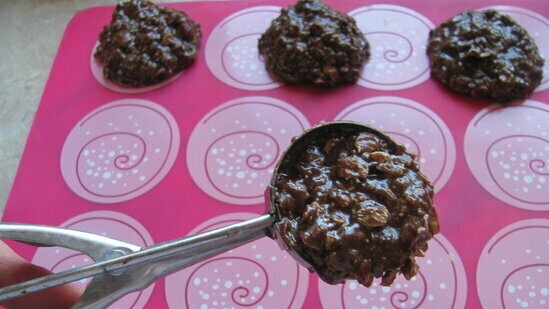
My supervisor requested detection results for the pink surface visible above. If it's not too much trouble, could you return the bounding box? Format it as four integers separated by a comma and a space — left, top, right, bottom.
2, 1, 548, 308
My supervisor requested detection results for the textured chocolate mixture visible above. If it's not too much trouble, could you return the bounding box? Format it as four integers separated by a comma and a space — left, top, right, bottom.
427, 9, 544, 103
273, 123, 439, 287
94, 0, 201, 87
258, 0, 369, 88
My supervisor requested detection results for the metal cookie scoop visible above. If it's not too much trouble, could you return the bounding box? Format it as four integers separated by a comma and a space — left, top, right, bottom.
0, 121, 396, 308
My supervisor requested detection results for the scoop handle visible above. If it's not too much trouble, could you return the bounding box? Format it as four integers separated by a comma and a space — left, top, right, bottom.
0, 214, 275, 308
73, 213, 276, 308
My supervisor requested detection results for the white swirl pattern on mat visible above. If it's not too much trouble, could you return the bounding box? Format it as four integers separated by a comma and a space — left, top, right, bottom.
318, 234, 467, 309
464, 100, 548, 211
349, 5, 434, 90
477, 219, 549, 309
206, 6, 282, 90
32, 211, 155, 309
164, 213, 309, 309
61, 99, 180, 203
335, 96, 456, 190
187, 96, 309, 205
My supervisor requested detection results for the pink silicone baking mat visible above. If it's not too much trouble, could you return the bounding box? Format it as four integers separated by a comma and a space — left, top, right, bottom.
3, 0, 548, 308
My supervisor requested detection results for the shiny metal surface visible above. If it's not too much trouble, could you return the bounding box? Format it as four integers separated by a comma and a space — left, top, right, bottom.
0, 214, 275, 308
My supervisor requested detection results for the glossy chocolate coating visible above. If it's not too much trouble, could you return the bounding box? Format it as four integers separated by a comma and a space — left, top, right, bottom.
258, 0, 369, 88
95, 0, 201, 87
273, 123, 439, 287
427, 9, 544, 103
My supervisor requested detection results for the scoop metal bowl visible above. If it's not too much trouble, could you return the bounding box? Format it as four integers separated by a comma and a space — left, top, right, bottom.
266, 120, 401, 270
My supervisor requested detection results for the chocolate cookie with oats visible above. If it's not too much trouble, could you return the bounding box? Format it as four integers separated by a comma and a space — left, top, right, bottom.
94, 0, 201, 87
427, 9, 544, 103
258, 0, 369, 88
272, 123, 439, 287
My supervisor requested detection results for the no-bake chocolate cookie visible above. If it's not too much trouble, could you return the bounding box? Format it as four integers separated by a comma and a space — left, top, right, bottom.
427, 9, 544, 103
94, 0, 201, 87
272, 122, 439, 287
258, 0, 369, 88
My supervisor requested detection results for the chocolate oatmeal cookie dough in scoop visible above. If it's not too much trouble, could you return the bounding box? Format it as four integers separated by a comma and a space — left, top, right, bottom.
94, 0, 201, 87
268, 121, 440, 287
258, 0, 369, 88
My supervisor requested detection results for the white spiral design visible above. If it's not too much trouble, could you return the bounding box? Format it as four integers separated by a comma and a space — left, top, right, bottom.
486, 135, 548, 205
205, 6, 282, 90
464, 100, 548, 211
61, 99, 180, 204
477, 219, 549, 309
165, 213, 309, 309
187, 96, 309, 205
349, 4, 434, 90
184, 257, 269, 307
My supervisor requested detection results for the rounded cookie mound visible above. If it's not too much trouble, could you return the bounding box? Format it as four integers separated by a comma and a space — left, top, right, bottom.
272, 123, 439, 287
94, 0, 201, 87
427, 9, 544, 103
258, 0, 369, 88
